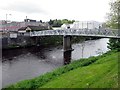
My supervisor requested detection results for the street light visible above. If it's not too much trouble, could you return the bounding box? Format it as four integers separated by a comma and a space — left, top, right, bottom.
6, 14, 12, 23
5, 14, 11, 32
5, 14, 12, 45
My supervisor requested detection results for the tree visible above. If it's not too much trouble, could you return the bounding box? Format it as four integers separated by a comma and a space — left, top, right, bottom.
106, 0, 120, 51
48, 19, 54, 25
48, 19, 75, 27
107, 38, 120, 51
106, 0, 120, 29
40, 20, 42, 23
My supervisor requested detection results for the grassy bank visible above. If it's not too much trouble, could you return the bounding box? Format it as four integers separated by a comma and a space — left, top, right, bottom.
3, 50, 119, 89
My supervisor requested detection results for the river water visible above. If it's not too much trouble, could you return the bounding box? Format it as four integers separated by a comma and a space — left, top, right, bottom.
1, 38, 109, 88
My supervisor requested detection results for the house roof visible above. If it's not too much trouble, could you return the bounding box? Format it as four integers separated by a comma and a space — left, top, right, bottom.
18, 25, 48, 31
18, 27, 27, 30
28, 25, 47, 30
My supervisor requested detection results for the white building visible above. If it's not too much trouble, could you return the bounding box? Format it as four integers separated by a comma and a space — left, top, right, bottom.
61, 24, 71, 29
70, 21, 102, 29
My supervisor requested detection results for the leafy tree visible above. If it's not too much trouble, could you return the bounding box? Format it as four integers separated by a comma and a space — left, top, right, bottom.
106, 0, 120, 51
61, 19, 69, 24
48, 19, 75, 27
48, 19, 54, 25
106, 0, 120, 29
40, 20, 42, 23
107, 38, 120, 51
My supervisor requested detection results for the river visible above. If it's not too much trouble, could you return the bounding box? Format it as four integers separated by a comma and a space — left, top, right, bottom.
1, 38, 109, 88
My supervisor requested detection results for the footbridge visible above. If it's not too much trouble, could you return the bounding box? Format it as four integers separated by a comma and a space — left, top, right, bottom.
30, 29, 120, 38
30, 28, 120, 64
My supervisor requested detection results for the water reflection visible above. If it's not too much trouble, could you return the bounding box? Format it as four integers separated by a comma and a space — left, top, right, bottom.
72, 38, 109, 60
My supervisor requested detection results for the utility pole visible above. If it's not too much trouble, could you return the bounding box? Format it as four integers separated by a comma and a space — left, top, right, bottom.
5, 14, 11, 32
25, 16, 28, 27
5, 14, 11, 45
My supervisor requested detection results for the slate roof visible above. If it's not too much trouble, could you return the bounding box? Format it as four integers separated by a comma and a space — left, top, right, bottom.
18, 25, 48, 31
18, 27, 27, 30
28, 25, 48, 30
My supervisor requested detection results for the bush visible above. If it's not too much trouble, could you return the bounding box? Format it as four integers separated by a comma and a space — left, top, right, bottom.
107, 39, 120, 51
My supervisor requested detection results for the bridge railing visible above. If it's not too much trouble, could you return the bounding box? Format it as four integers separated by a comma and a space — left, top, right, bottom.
30, 29, 119, 38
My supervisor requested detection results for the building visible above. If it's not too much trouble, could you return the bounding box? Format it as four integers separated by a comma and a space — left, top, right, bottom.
61, 24, 71, 29
0, 20, 6, 31
0, 19, 51, 32
72, 21, 102, 29
61, 21, 102, 29
18, 25, 49, 36
24, 19, 36, 22
18, 25, 49, 32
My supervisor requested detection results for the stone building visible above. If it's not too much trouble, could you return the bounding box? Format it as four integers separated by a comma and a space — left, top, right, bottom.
1, 19, 51, 49
0, 19, 51, 32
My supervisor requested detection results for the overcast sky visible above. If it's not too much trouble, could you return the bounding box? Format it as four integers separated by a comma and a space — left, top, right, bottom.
0, 0, 112, 22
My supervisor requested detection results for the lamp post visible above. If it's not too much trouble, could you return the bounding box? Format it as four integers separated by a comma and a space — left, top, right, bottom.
6, 14, 11, 32
6, 14, 11, 23
5, 14, 11, 45
5, 14, 11, 32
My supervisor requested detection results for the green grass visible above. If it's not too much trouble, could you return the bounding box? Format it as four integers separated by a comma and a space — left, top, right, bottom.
41, 51, 118, 88
3, 50, 119, 89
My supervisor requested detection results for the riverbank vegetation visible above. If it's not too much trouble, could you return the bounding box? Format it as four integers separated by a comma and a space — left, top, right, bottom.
3, 50, 118, 89
106, 0, 120, 51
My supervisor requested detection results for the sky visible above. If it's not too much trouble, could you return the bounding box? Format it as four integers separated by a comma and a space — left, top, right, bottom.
0, 0, 112, 22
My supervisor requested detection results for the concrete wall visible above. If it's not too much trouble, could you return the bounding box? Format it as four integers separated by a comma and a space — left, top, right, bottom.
2, 36, 37, 49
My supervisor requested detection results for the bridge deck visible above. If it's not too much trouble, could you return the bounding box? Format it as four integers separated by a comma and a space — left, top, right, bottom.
30, 29, 120, 38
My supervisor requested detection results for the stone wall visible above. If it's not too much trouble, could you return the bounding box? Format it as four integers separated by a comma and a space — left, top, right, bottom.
2, 36, 37, 49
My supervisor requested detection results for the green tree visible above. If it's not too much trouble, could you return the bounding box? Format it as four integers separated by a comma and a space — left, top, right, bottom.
106, 0, 120, 51
48, 19, 75, 27
106, 0, 120, 29
107, 39, 120, 51
48, 19, 54, 25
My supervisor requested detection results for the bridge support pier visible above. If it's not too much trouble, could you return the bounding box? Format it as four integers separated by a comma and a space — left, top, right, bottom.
63, 35, 73, 65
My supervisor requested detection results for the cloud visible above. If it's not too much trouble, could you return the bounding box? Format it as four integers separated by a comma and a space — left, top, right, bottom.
0, 0, 47, 14
0, 0, 111, 22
